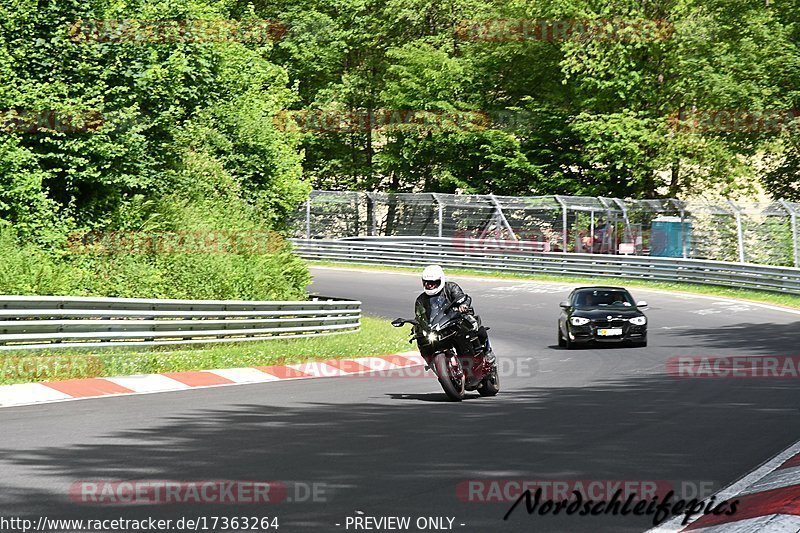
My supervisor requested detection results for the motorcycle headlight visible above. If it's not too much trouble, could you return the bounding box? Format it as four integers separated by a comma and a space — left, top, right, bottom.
570, 317, 590, 326
629, 316, 647, 326
427, 331, 438, 342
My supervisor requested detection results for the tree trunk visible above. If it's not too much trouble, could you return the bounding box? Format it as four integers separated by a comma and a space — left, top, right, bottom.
669, 159, 681, 197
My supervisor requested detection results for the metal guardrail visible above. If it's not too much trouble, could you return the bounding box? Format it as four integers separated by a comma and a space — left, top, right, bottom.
0, 295, 361, 350
292, 237, 800, 295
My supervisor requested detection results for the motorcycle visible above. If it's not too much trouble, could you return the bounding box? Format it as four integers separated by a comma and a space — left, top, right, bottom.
392, 296, 500, 401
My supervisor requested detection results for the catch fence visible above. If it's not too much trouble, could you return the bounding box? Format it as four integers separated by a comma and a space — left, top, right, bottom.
289, 191, 800, 267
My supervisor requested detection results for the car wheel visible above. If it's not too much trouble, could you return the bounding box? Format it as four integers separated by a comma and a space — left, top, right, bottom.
558, 325, 566, 347
563, 329, 575, 350
631, 339, 647, 348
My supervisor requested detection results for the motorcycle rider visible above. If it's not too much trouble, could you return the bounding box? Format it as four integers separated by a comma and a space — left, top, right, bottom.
415, 265, 496, 364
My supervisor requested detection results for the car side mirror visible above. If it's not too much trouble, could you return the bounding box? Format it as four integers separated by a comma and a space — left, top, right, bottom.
637, 301, 648, 309
391, 318, 405, 327
559, 300, 571, 309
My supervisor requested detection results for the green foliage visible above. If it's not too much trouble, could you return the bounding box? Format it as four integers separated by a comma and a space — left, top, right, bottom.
0, 222, 310, 300
0, 224, 82, 295
254, 0, 799, 198
0, 0, 310, 299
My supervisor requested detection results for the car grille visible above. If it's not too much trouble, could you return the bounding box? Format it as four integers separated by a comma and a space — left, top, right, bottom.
591, 318, 628, 328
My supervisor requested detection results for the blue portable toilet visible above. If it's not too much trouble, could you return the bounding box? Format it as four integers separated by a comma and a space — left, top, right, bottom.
650, 216, 690, 257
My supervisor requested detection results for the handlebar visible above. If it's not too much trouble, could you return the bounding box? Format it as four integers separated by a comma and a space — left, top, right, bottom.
442, 296, 468, 314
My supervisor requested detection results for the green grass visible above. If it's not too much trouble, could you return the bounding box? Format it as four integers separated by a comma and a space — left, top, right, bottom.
0, 316, 410, 385
308, 260, 800, 310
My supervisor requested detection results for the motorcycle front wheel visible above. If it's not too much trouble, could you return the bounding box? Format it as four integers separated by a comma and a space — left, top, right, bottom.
433, 352, 465, 401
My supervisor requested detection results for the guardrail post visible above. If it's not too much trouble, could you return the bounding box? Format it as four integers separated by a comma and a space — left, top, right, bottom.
439, 201, 443, 238
432, 193, 444, 238
597, 197, 618, 254
780, 200, 799, 267
791, 210, 798, 268
613, 198, 631, 253
366, 193, 375, 237
353, 192, 361, 236
554, 195, 568, 252
487, 194, 517, 241
671, 199, 689, 259
728, 200, 746, 263
680, 207, 688, 258
305, 198, 311, 239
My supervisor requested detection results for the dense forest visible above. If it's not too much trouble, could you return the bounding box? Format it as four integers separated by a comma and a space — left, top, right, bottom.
0, 0, 797, 297
259, 0, 799, 199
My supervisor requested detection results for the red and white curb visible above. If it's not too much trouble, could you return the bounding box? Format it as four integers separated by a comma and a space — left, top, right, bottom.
652, 440, 800, 532
0, 352, 423, 409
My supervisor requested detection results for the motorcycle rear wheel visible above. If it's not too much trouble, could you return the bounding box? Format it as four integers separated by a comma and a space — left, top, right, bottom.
433, 352, 465, 401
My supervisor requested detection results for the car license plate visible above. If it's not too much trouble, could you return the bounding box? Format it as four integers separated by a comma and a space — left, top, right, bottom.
598, 328, 623, 336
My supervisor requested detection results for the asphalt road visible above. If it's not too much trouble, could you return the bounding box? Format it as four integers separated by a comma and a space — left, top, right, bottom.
1, 266, 799, 533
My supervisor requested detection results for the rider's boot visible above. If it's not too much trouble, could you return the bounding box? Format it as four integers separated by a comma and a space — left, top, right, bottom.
484, 343, 496, 365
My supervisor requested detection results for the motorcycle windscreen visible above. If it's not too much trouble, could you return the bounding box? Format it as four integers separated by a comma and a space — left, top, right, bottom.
422, 307, 461, 331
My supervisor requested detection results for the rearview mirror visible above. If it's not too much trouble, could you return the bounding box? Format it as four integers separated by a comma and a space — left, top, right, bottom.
391, 318, 405, 327
637, 301, 648, 309
559, 300, 571, 309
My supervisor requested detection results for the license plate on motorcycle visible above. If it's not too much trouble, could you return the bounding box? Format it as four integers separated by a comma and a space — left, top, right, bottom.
598, 328, 623, 336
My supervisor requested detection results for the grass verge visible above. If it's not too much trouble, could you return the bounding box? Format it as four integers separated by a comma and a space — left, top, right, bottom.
0, 316, 409, 385
308, 260, 800, 310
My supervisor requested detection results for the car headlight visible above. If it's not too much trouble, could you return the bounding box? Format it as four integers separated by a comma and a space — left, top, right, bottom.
570, 317, 590, 326
427, 331, 438, 342
629, 316, 647, 326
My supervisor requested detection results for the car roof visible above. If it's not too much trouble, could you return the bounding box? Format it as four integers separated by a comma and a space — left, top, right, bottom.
572, 286, 630, 292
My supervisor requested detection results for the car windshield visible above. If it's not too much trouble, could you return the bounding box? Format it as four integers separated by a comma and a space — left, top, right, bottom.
573, 289, 635, 309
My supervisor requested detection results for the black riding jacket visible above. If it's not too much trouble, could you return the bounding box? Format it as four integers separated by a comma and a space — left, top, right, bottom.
414, 281, 472, 324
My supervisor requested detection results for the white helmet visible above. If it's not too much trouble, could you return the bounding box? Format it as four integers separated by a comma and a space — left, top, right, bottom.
422, 265, 446, 296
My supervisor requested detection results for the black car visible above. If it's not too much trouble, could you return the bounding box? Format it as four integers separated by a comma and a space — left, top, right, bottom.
557, 287, 648, 349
